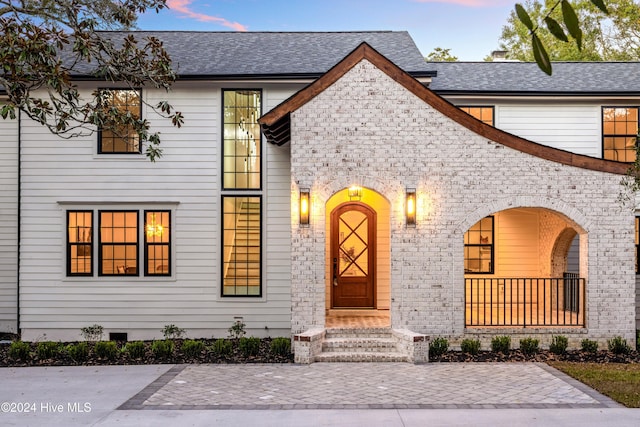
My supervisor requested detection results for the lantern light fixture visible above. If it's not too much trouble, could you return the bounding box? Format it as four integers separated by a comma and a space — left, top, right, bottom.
300, 188, 310, 226
406, 188, 416, 227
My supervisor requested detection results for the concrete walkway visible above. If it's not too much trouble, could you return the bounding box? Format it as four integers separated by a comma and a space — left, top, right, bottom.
1, 362, 639, 426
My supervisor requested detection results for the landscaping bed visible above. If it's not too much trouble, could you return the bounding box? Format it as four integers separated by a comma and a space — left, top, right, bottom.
0, 337, 294, 367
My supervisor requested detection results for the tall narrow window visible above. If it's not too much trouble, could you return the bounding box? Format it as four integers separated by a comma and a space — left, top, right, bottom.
464, 216, 494, 274
459, 106, 494, 126
223, 90, 261, 189
222, 196, 261, 296
145, 211, 171, 276
99, 211, 139, 276
68, 211, 93, 276
98, 89, 142, 154
603, 107, 638, 162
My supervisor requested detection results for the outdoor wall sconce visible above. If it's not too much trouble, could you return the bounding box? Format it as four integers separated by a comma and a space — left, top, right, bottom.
299, 188, 310, 226
348, 185, 363, 201
406, 188, 416, 227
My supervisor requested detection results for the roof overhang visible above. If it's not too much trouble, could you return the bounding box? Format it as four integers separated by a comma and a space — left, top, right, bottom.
259, 42, 630, 176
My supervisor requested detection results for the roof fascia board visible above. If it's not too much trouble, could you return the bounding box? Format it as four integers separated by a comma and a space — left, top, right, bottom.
259, 42, 630, 176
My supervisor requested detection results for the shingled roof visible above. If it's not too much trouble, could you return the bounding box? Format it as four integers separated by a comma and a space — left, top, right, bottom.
426, 61, 640, 95
69, 31, 433, 79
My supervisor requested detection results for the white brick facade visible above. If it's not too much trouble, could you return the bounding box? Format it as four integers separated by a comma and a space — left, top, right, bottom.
286, 58, 636, 345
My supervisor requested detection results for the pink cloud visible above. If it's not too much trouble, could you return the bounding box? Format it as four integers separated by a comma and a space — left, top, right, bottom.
166, 0, 248, 31
413, 0, 512, 6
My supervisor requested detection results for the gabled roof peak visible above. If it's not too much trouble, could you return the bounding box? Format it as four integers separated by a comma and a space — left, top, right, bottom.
260, 42, 629, 176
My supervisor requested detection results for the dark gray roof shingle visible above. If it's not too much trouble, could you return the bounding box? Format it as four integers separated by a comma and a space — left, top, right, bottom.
73, 31, 431, 78
426, 61, 640, 94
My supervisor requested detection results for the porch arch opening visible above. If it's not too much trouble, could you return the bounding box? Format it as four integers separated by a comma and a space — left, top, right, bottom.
324, 187, 391, 328
464, 207, 586, 328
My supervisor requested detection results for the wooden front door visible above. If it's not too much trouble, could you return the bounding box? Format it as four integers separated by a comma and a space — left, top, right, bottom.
331, 203, 376, 308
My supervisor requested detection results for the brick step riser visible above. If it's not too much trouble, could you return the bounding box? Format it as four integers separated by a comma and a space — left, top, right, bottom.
314, 353, 409, 363
322, 341, 397, 353
324, 332, 393, 339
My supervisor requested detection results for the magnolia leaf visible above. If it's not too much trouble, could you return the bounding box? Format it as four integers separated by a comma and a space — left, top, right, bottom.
515, 3, 535, 31
589, 0, 608, 14
532, 33, 552, 76
545, 16, 569, 42
562, 0, 583, 50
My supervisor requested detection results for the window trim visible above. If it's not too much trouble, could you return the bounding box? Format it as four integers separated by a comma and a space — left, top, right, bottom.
98, 210, 140, 277
97, 88, 143, 155
67, 210, 94, 277
464, 215, 495, 275
220, 194, 263, 298
602, 106, 639, 163
221, 88, 263, 191
144, 210, 172, 277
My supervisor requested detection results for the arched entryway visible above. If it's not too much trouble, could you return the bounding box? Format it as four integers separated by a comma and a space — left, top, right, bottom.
325, 188, 390, 327
463, 207, 587, 328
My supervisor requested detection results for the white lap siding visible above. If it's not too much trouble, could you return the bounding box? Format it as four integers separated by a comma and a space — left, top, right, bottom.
0, 115, 18, 333
19, 82, 298, 341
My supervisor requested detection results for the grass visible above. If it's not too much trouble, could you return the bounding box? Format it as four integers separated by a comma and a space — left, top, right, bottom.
549, 362, 640, 408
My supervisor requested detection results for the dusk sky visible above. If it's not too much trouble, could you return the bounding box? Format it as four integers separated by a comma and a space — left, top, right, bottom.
136, 0, 515, 61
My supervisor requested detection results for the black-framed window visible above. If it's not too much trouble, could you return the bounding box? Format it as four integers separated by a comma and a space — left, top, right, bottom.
98, 89, 142, 154
459, 106, 494, 126
222, 89, 261, 189
464, 216, 494, 274
67, 211, 93, 276
603, 107, 638, 162
99, 211, 139, 276
222, 196, 261, 297
144, 210, 171, 276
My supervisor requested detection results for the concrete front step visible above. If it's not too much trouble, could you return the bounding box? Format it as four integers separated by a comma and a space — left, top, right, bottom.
314, 351, 409, 363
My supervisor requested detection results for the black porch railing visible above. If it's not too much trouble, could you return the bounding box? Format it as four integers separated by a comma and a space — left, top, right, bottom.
465, 276, 585, 327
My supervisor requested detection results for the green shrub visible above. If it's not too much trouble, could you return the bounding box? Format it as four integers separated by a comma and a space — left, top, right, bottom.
80, 324, 103, 341
429, 337, 449, 358
94, 341, 118, 360
581, 339, 598, 353
211, 338, 233, 356
181, 339, 205, 358
491, 336, 511, 353
36, 341, 61, 359
151, 339, 175, 359
8, 341, 31, 361
270, 337, 291, 356
238, 337, 260, 357
549, 335, 569, 355
607, 336, 631, 355
123, 341, 146, 359
162, 324, 186, 339
66, 342, 89, 362
460, 338, 481, 355
519, 338, 539, 355
228, 320, 246, 339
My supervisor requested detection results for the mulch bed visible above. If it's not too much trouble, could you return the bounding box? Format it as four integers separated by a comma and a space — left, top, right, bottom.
431, 349, 640, 363
0, 337, 294, 367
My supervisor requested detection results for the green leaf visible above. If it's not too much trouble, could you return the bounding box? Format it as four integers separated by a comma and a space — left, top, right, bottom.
562, 0, 583, 50
532, 34, 552, 75
515, 3, 534, 31
544, 17, 569, 42
589, 0, 608, 14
